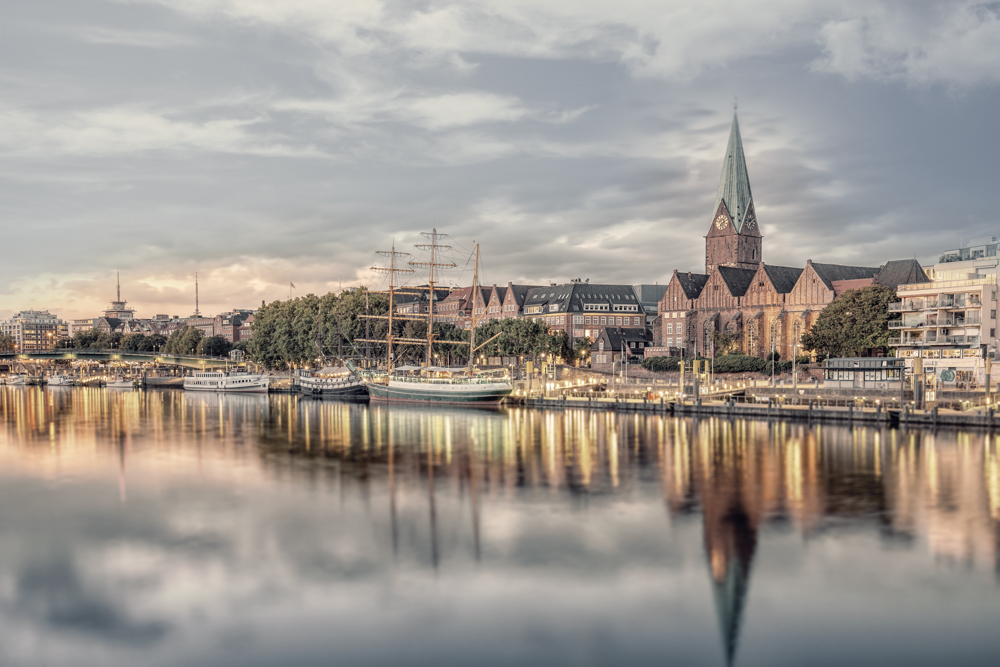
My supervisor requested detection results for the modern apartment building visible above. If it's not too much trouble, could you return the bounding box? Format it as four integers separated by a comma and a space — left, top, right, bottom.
889, 277, 997, 387
0, 310, 68, 352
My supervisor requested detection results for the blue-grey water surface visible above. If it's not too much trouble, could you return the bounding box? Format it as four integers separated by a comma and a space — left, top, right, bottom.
1, 386, 998, 666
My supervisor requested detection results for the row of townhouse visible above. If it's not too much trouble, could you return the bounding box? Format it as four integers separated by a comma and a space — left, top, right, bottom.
431, 281, 657, 341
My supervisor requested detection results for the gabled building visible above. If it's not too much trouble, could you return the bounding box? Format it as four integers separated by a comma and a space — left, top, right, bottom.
501, 283, 537, 319
590, 327, 654, 372
523, 281, 645, 341
652, 111, 929, 359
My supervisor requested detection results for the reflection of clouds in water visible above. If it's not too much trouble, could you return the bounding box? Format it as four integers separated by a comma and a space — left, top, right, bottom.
10, 556, 170, 646
1, 388, 999, 666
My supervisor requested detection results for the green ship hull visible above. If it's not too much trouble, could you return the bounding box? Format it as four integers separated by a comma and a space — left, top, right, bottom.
367, 380, 512, 405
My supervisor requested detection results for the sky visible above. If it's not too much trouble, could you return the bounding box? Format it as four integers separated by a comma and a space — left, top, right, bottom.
2, 0, 999, 321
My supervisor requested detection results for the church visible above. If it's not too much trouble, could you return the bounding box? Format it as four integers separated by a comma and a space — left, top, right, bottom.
652, 112, 927, 360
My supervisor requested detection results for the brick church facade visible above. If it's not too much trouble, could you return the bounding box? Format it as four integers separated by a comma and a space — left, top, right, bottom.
652, 112, 928, 360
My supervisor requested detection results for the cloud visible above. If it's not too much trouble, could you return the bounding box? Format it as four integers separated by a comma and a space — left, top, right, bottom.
814, 2, 1000, 87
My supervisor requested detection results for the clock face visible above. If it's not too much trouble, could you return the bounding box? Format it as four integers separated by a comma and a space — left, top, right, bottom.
714, 214, 728, 230
744, 213, 756, 230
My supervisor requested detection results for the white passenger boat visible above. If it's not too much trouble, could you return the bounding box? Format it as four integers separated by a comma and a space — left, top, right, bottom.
184, 370, 269, 393
5, 373, 30, 385
106, 377, 136, 389
47, 374, 76, 386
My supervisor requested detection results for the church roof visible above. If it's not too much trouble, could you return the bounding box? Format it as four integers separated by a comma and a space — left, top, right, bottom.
676, 272, 709, 299
713, 112, 754, 232
761, 265, 803, 294
717, 266, 756, 297
810, 262, 880, 290
877, 259, 929, 288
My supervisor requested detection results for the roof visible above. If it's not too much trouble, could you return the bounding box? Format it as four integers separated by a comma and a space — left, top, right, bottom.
591, 327, 653, 351
675, 271, 709, 300
713, 112, 754, 232
761, 265, 803, 294
716, 266, 756, 297
831, 278, 874, 297
876, 259, 929, 288
524, 283, 645, 314
809, 262, 880, 290
633, 284, 669, 304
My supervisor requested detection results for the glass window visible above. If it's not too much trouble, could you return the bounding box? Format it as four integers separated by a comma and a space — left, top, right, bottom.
601, 317, 607, 325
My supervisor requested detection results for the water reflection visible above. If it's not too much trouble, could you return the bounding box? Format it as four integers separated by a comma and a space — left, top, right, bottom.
1, 387, 998, 667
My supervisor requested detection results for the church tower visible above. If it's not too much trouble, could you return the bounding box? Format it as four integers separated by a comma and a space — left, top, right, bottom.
705, 112, 762, 274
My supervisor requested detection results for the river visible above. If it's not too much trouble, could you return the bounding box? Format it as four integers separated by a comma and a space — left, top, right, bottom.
1, 386, 998, 666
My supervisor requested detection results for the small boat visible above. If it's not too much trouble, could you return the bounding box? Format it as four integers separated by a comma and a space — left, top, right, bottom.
47, 374, 77, 387
106, 377, 135, 389
184, 370, 269, 393
298, 366, 368, 399
5, 373, 30, 386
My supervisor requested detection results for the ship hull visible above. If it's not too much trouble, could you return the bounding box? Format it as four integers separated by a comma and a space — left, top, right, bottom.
367, 380, 511, 405
298, 378, 369, 399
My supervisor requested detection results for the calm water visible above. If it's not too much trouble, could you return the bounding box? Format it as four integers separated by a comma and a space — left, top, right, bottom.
1, 387, 998, 667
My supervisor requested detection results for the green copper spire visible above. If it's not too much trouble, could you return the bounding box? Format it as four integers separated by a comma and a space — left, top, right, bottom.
713, 112, 754, 233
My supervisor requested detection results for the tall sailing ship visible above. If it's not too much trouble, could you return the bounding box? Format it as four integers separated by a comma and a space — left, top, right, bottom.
359, 231, 513, 406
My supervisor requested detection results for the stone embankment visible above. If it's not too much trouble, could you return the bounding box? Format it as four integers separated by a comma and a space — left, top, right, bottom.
508, 394, 1000, 429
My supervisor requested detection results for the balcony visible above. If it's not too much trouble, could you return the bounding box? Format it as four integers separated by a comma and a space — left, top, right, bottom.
890, 301, 923, 312
934, 298, 968, 309
943, 335, 981, 345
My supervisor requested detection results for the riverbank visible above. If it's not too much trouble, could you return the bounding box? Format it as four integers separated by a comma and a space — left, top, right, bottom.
509, 395, 1000, 429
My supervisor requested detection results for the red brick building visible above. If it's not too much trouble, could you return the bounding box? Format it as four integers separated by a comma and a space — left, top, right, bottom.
653, 112, 928, 360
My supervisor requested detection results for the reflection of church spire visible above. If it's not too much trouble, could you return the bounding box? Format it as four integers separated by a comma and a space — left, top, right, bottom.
706, 505, 757, 666
695, 422, 761, 666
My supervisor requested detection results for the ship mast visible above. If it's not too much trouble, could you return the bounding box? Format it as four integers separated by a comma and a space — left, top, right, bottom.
371, 244, 413, 373
468, 243, 479, 373
410, 229, 456, 366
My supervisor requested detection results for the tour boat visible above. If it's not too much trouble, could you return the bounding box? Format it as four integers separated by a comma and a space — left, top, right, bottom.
184, 370, 269, 393
298, 367, 368, 399
4, 373, 30, 385
47, 374, 76, 386
106, 377, 136, 389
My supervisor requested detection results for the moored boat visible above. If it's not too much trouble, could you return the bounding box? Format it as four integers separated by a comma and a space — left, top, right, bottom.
298, 367, 368, 399
47, 374, 76, 387
365, 366, 511, 405
184, 370, 269, 393
106, 377, 136, 389
5, 373, 31, 385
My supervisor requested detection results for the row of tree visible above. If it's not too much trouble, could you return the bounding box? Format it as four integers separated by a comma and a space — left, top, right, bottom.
53, 327, 235, 357
246, 288, 585, 369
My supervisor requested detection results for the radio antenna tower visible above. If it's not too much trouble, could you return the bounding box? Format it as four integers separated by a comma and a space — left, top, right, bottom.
194, 272, 201, 317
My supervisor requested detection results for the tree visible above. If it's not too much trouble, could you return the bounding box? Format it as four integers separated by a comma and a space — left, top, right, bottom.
72, 329, 102, 349
164, 327, 204, 355
799, 285, 900, 358
120, 333, 148, 351
0, 332, 15, 351
198, 335, 232, 357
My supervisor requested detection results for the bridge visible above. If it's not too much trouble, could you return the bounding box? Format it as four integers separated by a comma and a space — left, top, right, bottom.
0, 349, 239, 369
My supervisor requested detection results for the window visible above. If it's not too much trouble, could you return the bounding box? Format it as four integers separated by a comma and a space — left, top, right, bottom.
599, 341, 604, 351
585, 316, 591, 325
574, 315, 583, 324
992, 310, 996, 319
666, 323, 673, 334
616, 317, 622, 325
992, 328, 996, 338
634, 317, 641, 325
601, 317, 607, 325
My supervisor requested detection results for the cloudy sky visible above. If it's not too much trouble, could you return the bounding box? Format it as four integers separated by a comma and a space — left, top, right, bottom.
2, 0, 999, 320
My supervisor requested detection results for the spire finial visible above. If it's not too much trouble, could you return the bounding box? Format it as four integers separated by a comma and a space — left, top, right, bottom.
733, 96, 738, 113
